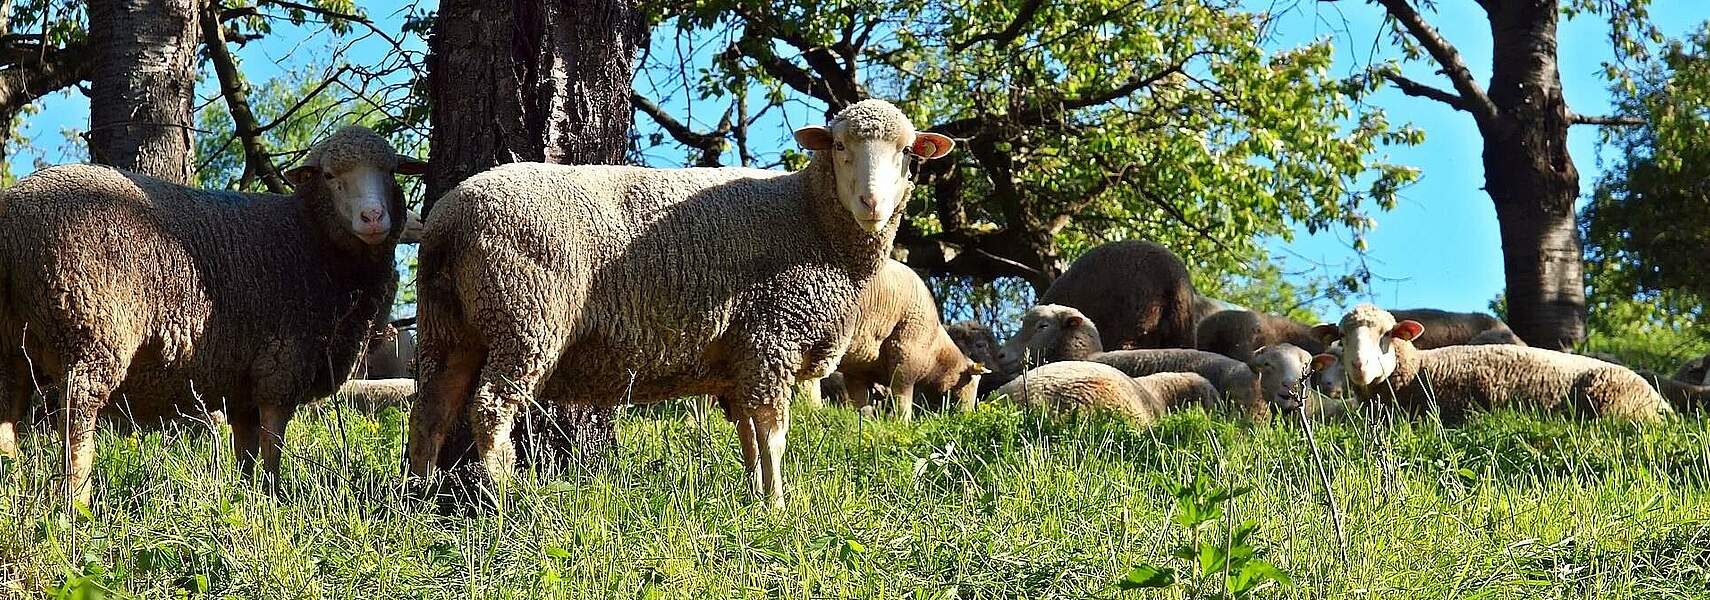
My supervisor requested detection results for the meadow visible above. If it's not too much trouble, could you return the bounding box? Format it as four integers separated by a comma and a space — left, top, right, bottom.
2, 385, 1708, 599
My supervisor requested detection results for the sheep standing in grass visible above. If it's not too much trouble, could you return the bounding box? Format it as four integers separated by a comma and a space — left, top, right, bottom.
1039, 241, 1196, 350
994, 304, 1262, 416
0, 126, 423, 502
833, 260, 985, 419
1195, 309, 1325, 363
405, 99, 954, 506
1311, 305, 1669, 423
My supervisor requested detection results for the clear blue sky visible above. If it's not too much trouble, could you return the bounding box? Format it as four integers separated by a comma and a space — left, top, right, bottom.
14, 2, 1709, 322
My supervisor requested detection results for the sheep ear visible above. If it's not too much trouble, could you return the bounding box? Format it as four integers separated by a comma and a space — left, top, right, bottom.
1311, 324, 1342, 343
284, 165, 321, 188
395, 156, 429, 176
970, 361, 991, 375
1065, 315, 1085, 329
1311, 353, 1338, 370
911, 132, 954, 159
794, 126, 834, 151
1391, 320, 1425, 341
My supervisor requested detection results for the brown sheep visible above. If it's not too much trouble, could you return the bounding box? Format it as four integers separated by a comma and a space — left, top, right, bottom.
1195, 309, 1325, 363
1388, 308, 1519, 349
1311, 305, 1670, 424
1672, 354, 1710, 386
994, 304, 1262, 416
1039, 240, 1195, 351
833, 260, 985, 420
0, 126, 423, 502
1633, 369, 1710, 414
356, 326, 416, 379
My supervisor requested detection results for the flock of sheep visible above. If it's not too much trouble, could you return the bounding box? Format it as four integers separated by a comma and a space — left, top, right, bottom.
0, 99, 1700, 510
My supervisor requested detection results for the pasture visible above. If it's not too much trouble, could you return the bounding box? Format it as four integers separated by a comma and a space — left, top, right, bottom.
3, 392, 1708, 598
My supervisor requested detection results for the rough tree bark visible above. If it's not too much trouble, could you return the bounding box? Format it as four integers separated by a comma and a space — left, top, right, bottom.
1371, 0, 1626, 350
425, 0, 641, 466
88, 0, 199, 183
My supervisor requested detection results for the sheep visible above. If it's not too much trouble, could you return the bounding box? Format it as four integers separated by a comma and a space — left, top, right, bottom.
1250, 343, 1349, 419
1311, 341, 1348, 400
1465, 327, 1527, 346
0, 125, 423, 502
332, 378, 416, 414
832, 260, 985, 420
995, 362, 1218, 425
1632, 369, 1710, 414
1133, 371, 1223, 411
993, 304, 1262, 416
357, 326, 416, 379
404, 99, 955, 507
1038, 240, 1195, 351
1195, 309, 1325, 363
1190, 294, 1247, 325
1672, 354, 1710, 385
948, 320, 1007, 397
1388, 308, 1519, 349
1310, 304, 1670, 423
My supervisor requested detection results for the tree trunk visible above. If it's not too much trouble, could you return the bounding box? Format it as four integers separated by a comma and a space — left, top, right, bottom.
87, 0, 199, 183
425, 0, 639, 212
425, 0, 641, 464
1481, 1, 1585, 350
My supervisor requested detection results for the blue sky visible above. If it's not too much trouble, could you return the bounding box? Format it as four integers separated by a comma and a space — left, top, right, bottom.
14, 2, 1709, 321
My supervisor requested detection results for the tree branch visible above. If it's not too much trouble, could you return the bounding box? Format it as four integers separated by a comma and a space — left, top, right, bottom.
931, 60, 1188, 137
631, 92, 731, 167
1381, 71, 1469, 112
1570, 112, 1644, 126
201, 0, 286, 193
952, 0, 1047, 52
0, 39, 90, 112
1373, 0, 1499, 125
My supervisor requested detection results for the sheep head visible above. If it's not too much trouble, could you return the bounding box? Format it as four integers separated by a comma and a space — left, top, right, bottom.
1249, 343, 1312, 411
285, 125, 428, 246
793, 99, 953, 233
1312, 304, 1423, 389
994, 304, 1103, 374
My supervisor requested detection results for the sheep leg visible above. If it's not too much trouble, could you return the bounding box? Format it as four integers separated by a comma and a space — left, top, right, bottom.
845, 375, 876, 420
58, 358, 122, 507
750, 403, 788, 509
467, 349, 555, 484
405, 343, 484, 477
228, 406, 261, 475
0, 363, 27, 456
730, 407, 763, 495
798, 379, 824, 409
891, 382, 916, 422
257, 401, 299, 486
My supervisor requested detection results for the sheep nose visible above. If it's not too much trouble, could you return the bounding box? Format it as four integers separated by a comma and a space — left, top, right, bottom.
359, 208, 386, 224
859, 194, 878, 212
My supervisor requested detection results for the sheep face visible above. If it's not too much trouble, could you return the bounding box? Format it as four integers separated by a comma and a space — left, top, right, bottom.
1313, 304, 1423, 388
1312, 342, 1347, 398
1250, 344, 1311, 411
794, 100, 953, 233
285, 126, 427, 245
994, 304, 1104, 374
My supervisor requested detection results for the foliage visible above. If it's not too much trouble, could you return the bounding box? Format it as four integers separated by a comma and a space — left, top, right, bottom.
638, 0, 1422, 292
1580, 23, 1710, 367
1115, 474, 1291, 598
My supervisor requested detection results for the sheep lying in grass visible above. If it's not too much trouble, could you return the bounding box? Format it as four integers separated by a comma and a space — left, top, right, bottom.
995, 361, 1216, 424
1311, 341, 1348, 400
1039, 241, 1196, 350
832, 260, 984, 420
1195, 309, 1325, 362
332, 378, 416, 414
0, 126, 423, 502
1465, 328, 1526, 346
1190, 294, 1246, 326
1673, 354, 1710, 386
406, 99, 955, 507
1250, 343, 1349, 419
1310, 304, 1670, 423
1388, 308, 1520, 349
994, 304, 1262, 417
1629, 369, 1710, 414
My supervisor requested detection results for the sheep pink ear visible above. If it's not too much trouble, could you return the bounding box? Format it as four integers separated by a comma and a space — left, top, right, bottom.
395, 156, 429, 176
794, 126, 834, 151
1065, 315, 1085, 329
1311, 324, 1341, 343
283, 165, 320, 188
1311, 353, 1338, 370
911, 132, 954, 159
1391, 320, 1424, 341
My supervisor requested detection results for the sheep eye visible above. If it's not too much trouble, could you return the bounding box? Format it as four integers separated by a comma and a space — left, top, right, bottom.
834, 142, 846, 152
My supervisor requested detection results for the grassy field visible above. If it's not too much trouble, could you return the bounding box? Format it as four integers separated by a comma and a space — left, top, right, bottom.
2, 394, 1709, 599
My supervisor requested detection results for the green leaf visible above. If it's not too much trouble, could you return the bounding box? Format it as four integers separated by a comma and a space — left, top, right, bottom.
1115, 563, 1176, 590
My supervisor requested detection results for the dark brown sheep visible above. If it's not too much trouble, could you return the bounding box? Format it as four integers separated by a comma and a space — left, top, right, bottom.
1195, 309, 1325, 363
1040, 240, 1195, 351
1388, 308, 1519, 349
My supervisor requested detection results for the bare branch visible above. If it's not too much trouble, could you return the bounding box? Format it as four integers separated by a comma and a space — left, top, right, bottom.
1570, 113, 1644, 126
201, 0, 287, 193
631, 92, 730, 167
1381, 71, 1469, 112
1373, 0, 1498, 125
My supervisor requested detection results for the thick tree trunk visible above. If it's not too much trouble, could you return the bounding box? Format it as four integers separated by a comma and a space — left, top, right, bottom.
1481, 1, 1585, 350
425, 0, 641, 464
87, 0, 199, 183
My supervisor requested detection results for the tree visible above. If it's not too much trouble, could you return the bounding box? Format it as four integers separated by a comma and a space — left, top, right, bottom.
634, 0, 1420, 306
1352, 0, 1658, 350
87, 0, 200, 182
0, 1, 94, 182
424, 0, 643, 464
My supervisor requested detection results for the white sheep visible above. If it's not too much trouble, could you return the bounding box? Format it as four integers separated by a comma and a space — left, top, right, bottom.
405, 99, 955, 507
996, 361, 1218, 425
1310, 304, 1670, 423
831, 260, 985, 420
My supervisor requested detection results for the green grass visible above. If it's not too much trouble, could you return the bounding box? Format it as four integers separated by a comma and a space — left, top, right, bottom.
3, 397, 1710, 598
